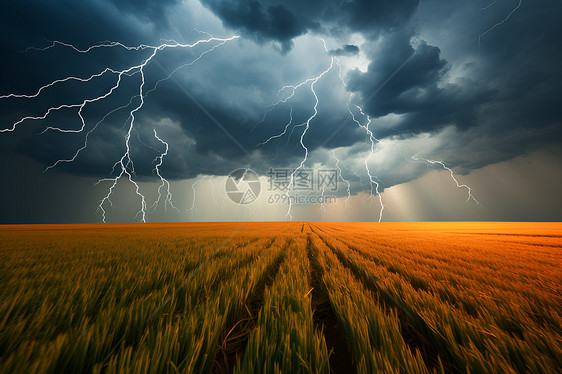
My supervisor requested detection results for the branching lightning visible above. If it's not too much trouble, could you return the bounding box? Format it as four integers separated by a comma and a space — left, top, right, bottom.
255, 38, 335, 220
412, 156, 481, 205
346, 104, 384, 222
256, 38, 478, 222
188, 175, 210, 215
256, 38, 387, 221
1, 34, 238, 222
332, 150, 351, 207
151, 129, 179, 213
284, 42, 335, 220
478, 0, 523, 51
334, 55, 385, 222
257, 106, 293, 146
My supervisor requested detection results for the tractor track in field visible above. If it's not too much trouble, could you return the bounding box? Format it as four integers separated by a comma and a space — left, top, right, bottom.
211, 237, 287, 374
316, 230, 511, 276
309, 223, 460, 374
312, 228, 556, 329
306, 235, 357, 374
17, 237, 266, 347
182, 237, 261, 275
173, 238, 274, 315
189, 244, 270, 310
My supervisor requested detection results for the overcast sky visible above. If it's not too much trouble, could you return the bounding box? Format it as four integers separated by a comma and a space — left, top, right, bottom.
0, 0, 561, 223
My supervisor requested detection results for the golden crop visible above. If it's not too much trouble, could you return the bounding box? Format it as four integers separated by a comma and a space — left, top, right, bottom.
0, 222, 560, 373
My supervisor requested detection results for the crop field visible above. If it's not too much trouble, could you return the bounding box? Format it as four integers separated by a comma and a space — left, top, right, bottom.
0, 222, 560, 373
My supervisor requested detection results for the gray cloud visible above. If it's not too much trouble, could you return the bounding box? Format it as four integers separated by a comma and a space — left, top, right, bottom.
200, 0, 421, 50
0, 0, 561, 223
200, 0, 317, 52
329, 44, 359, 56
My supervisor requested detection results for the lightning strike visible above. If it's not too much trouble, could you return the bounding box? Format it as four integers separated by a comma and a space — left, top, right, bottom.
348, 105, 385, 221
44, 96, 138, 171
412, 156, 481, 205
1, 34, 239, 222
284, 44, 335, 220
480, 0, 499, 11
257, 39, 386, 221
332, 150, 351, 207
188, 175, 208, 214
255, 38, 335, 220
335, 56, 385, 222
150, 129, 179, 213
478, 0, 523, 51
257, 106, 293, 146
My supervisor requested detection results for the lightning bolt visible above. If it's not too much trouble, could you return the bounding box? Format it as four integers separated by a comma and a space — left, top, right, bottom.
478, 0, 523, 51
257, 39, 386, 221
255, 39, 335, 219
284, 40, 335, 220
1, 34, 239, 222
188, 175, 208, 215
412, 156, 481, 205
256, 106, 293, 146
334, 56, 385, 222
480, 0, 499, 11
348, 105, 385, 221
332, 149, 351, 207
150, 129, 179, 213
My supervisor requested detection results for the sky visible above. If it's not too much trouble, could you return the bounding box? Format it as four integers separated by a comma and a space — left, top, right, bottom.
0, 0, 561, 223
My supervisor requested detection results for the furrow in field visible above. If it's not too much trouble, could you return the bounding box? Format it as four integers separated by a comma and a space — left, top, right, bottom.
211, 237, 284, 374
234, 235, 330, 374
308, 229, 441, 374
0, 231, 281, 373
306, 236, 358, 374
0, 234, 269, 361
317, 226, 562, 337
312, 223, 562, 373
318, 224, 561, 280
99, 237, 288, 374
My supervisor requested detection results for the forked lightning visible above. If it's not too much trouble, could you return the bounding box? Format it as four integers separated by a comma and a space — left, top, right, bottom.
0, 34, 239, 222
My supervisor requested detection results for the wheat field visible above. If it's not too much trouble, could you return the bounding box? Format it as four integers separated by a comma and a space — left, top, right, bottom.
0, 222, 560, 373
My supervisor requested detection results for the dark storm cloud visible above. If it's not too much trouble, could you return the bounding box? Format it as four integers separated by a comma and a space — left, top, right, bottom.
329, 44, 359, 56
337, 0, 419, 31
347, 32, 493, 136
1, 0, 428, 179
1, 0, 561, 184
0, 0, 166, 51
473, 0, 562, 135
200, 0, 317, 52
200, 0, 420, 50
342, 0, 562, 170
105, 0, 180, 25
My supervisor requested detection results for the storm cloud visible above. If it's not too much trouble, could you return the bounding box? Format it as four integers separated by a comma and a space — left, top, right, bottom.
330, 44, 360, 56
0, 0, 561, 222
